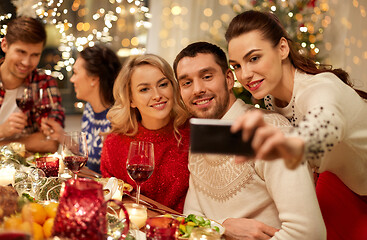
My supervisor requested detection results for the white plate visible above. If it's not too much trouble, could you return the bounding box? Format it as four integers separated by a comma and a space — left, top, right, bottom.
210, 219, 225, 235
178, 219, 225, 239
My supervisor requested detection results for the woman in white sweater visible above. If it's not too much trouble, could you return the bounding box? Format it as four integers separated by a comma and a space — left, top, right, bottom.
226, 10, 367, 239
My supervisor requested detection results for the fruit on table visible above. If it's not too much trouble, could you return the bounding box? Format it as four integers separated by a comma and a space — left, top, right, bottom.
44, 202, 58, 218
43, 217, 54, 238
3, 215, 23, 230
2, 202, 59, 240
32, 222, 44, 240
21, 202, 47, 225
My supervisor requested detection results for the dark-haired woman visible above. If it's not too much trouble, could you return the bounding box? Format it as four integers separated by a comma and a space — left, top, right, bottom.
42, 45, 121, 173
226, 10, 367, 239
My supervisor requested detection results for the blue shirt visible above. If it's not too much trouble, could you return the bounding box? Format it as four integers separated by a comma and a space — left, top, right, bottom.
81, 102, 111, 174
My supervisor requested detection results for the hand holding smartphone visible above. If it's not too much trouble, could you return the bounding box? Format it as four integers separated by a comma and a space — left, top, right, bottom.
190, 118, 254, 156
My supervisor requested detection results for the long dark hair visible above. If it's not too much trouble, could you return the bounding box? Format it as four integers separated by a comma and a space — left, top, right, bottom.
225, 10, 367, 99
79, 45, 122, 108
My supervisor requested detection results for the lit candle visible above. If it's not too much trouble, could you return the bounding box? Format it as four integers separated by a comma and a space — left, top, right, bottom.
121, 203, 147, 229
0, 167, 16, 186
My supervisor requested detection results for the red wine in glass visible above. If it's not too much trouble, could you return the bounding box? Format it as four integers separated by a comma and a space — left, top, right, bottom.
36, 104, 52, 117
127, 164, 154, 184
63, 156, 88, 173
126, 141, 154, 204
62, 131, 88, 179
16, 98, 34, 112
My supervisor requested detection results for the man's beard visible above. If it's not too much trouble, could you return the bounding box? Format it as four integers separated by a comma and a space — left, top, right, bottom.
189, 92, 230, 119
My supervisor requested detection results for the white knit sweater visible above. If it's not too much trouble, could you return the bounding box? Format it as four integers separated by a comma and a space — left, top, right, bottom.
265, 70, 367, 195
184, 99, 326, 240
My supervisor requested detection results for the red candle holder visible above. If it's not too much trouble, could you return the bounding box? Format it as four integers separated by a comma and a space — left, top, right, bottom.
35, 156, 59, 177
53, 178, 130, 240
146, 216, 179, 240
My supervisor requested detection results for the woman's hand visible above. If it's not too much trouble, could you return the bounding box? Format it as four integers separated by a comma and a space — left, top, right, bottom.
40, 118, 64, 143
231, 110, 304, 169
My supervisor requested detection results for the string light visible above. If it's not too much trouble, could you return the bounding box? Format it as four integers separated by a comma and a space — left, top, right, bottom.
1, 0, 150, 80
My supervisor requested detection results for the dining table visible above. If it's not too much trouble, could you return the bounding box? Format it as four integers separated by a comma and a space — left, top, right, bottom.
78, 167, 182, 218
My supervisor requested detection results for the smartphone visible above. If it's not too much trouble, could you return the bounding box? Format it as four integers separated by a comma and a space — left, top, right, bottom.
189, 118, 254, 156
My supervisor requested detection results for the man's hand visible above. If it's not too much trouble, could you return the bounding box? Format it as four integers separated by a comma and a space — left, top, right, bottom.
0, 112, 27, 138
223, 218, 279, 240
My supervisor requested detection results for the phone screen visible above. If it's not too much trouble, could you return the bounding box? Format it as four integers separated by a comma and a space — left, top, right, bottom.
190, 118, 254, 156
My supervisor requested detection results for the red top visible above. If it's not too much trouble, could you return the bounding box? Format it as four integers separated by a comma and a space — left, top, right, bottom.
101, 122, 190, 213
316, 171, 367, 240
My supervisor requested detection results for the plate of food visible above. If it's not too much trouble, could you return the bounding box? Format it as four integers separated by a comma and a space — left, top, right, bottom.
163, 214, 225, 239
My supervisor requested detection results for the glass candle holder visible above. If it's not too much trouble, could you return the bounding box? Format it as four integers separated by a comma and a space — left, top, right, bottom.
145, 216, 179, 240
35, 156, 59, 177
53, 178, 130, 240
121, 203, 147, 229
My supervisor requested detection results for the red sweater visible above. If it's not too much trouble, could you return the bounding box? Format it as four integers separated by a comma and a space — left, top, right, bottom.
101, 122, 190, 213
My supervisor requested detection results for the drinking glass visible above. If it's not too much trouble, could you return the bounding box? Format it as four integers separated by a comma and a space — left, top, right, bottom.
122, 203, 147, 229
126, 141, 154, 204
62, 131, 88, 179
15, 88, 34, 137
145, 216, 179, 240
16, 88, 34, 113
36, 88, 54, 140
35, 156, 59, 177
36, 88, 53, 118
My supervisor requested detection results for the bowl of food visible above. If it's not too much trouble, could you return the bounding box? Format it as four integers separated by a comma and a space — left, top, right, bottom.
159, 214, 225, 239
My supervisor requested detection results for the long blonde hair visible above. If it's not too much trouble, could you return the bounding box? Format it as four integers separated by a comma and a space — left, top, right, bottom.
107, 54, 190, 142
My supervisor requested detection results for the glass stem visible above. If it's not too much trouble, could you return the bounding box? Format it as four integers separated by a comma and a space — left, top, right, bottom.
136, 184, 141, 204
74, 172, 78, 179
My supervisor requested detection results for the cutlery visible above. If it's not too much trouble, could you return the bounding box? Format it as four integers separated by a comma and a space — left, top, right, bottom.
123, 192, 183, 216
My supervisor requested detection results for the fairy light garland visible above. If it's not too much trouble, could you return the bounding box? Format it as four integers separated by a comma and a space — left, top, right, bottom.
1, 0, 150, 80
41, 0, 150, 76
0, 13, 12, 38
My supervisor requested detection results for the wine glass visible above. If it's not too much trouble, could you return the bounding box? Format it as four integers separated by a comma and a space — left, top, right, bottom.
62, 131, 88, 179
36, 88, 54, 139
16, 88, 34, 113
126, 141, 154, 204
15, 88, 34, 137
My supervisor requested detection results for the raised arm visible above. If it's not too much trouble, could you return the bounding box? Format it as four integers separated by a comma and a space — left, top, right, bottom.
231, 110, 304, 168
